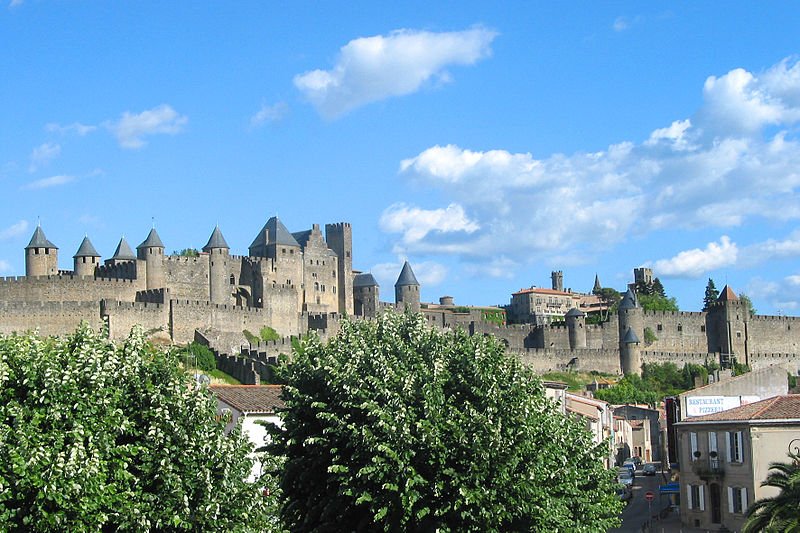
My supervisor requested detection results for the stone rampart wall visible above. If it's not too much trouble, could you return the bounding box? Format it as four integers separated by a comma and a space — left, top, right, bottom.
0, 275, 139, 303
164, 256, 209, 301
0, 301, 101, 337
747, 316, 800, 354
515, 348, 622, 375
641, 311, 708, 352
100, 299, 169, 340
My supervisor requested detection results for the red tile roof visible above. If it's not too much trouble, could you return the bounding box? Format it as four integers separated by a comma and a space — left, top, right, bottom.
681, 395, 800, 423
717, 285, 738, 302
210, 385, 284, 414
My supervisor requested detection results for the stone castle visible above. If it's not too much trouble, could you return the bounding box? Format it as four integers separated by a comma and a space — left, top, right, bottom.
3, 219, 800, 383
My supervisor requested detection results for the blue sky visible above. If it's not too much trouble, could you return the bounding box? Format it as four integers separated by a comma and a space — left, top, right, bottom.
3, 2, 800, 315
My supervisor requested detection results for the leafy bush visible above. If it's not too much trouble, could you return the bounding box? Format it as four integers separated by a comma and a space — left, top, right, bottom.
177, 341, 216, 372
259, 326, 281, 343
243, 329, 259, 345
0, 324, 275, 531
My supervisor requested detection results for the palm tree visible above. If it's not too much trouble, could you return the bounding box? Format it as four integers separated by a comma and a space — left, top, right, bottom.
742, 452, 800, 532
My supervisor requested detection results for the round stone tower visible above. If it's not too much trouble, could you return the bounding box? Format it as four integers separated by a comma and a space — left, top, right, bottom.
137, 228, 165, 290
203, 226, 230, 305
395, 261, 420, 312
565, 308, 587, 350
73, 236, 100, 277
353, 272, 379, 318
25, 225, 59, 277
618, 288, 644, 375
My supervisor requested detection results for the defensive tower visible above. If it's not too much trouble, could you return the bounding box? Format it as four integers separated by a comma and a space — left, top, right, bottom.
25, 225, 58, 277
551, 270, 564, 292
618, 288, 643, 375
353, 272, 379, 318
325, 222, 354, 316
395, 261, 420, 312
203, 226, 230, 305
73, 236, 100, 277
137, 228, 165, 290
565, 307, 587, 350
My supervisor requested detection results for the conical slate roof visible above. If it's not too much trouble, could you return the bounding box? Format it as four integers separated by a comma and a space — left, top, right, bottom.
565, 308, 585, 318
137, 228, 164, 249
111, 237, 137, 260
717, 285, 738, 302
619, 288, 639, 310
353, 273, 379, 288
250, 217, 300, 253
622, 327, 640, 344
73, 236, 100, 258
395, 261, 419, 287
593, 274, 602, 292
25, 226, 57, 250
203, 226, 229, 251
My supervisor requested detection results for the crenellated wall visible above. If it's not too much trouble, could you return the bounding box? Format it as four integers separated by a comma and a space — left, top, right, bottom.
0, 301, 101, 336
101, 299, 169, 340
163, 256, 210, 301
0, 275, 139, 303
746, 315, 800, 354
641, 310, 709, 352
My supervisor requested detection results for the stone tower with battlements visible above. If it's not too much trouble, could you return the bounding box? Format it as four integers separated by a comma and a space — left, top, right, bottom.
325, 223, 354, 316
25, 226, 59, 277
551, 270, 564, 292
566, 308, 587, 350
353, 272, 379, 318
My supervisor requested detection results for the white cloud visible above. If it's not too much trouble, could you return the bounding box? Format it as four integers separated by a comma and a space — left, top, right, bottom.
106, 105, 188, 149
250, 101, 289, 128
613, 17, 630, 31
45, 122, 97, 136
22, 174, 74, 190
385, 58, 800, 266
379, 203, 479, 247
649, 236, 738, 278
28, 142, 61, 172
371, 259, 447, 289
464, 256, 519, 279
294, 27, 497, 118
9, 0, 23, 8
0, 260, 11, 274
0, 220, 28, 240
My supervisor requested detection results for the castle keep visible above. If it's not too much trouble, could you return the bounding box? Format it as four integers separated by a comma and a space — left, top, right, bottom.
1, 219, 419, 348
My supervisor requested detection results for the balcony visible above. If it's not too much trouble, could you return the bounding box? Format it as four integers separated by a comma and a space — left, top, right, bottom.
691, 455, 724, 481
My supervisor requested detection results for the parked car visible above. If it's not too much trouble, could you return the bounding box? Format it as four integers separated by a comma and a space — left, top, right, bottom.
643, 463, 658, 476
622, 459, 637, 475
617, 485, 633, 503
630, 456, 643, 468
617, 467, 634, 487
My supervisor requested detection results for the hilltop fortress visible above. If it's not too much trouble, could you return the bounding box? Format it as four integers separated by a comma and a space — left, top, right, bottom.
2, 219, 800, 382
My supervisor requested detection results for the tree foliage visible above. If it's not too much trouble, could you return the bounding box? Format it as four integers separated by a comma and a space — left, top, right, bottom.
259, 326, 281, 343
703, 278, 719, 310
176, 340, 216, 372
638, 293, 679, 312
0, 324, 273, 531
593, 362, 720, 405
172, 248, 200, 257
269, 311, 622, 532
739, 293, 757, 317
743, 453, 800, 533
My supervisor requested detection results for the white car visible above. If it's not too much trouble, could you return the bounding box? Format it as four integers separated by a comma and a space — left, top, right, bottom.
618, 468, 634, 487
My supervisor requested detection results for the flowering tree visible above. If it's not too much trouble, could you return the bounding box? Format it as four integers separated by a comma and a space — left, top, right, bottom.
270, 312, 622, 531
0, 324, 274, 531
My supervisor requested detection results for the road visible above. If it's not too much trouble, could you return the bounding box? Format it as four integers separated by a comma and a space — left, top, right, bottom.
609, 464, 674, 533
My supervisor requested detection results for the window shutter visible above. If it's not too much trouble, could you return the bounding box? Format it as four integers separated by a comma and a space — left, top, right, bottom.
708, 431, 718, 453
741, 487, 747, 512
728, 486, 735, 513
690, 432, 698, 457
699, 485, 705, 511
736, 431, 743, 462
725, 431, 732, 463
687, 485, 694, 510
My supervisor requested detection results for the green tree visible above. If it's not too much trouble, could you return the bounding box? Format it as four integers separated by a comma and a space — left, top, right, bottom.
743, 453, 800, 532
172, 248, 200, 257
595, 287, 622, 320
0, 324, 274, 531
259, 326, 281, 343
593, 375, 660, 406
269, 312, 622, 531
703, 278, 719, 310
638, 293, 679, 312
177, 340, 216, 372
651, 278, 666, 298
739, 293, 757, 317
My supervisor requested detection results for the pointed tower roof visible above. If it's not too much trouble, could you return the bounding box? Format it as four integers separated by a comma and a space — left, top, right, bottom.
73, 236, 100, 258
137, 228, 164, 249
395, 261, 419, 287
353, 273, 379, 288
25, 226, 57, 249
565, 308, 585, 318
111, 237, 137, 260
593, 274, 602, 293
250, 216, 300, 252
717, 285, 738, 302
622, 327, 640, 344
619, 288, 639, 310
203, 226, 229, 252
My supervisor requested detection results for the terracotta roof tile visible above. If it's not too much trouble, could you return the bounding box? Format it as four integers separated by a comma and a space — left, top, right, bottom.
210, 385, 284, 414
682, 395, 800, 422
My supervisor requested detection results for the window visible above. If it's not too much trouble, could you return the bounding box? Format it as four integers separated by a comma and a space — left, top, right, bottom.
728, 486, 747, 514
678, 323, 683, 332
727, 431, 743, 463
657, 324, 663, 332
230, 275, 235, 285
690, 432, 699, 459
687, 484, 705, 511
701, 325, 706, 332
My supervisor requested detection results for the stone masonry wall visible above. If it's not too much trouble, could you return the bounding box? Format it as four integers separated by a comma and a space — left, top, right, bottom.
641, 311, 708, 352
100, 299, 169, 340
746, 315, 800, 354
164, 256, 209, 301
0, 275, 139, 304
0, 301, 101, 336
